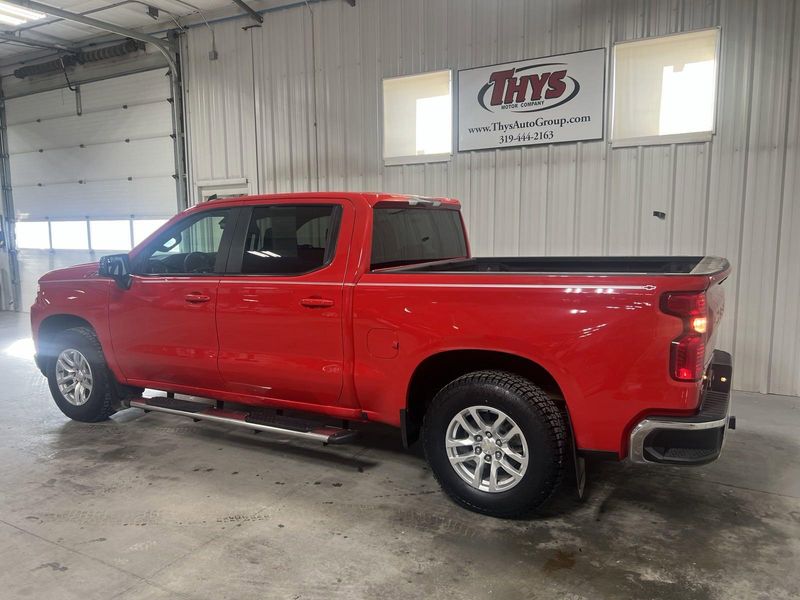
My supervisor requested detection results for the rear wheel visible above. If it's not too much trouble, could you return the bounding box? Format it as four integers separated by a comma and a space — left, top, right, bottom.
46, 327, 120, 422
423, 370, 567, 517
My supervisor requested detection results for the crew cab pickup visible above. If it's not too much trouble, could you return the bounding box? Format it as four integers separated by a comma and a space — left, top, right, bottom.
31, 193, 735, 517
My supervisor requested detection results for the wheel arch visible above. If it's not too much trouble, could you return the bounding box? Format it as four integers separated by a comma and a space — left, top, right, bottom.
36, 314, 97, 367
403, 349, 571, 447
35, 312, 140, 402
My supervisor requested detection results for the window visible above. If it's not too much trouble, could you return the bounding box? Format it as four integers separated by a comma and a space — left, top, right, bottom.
371, 206, 467, 269
15, 221, 50, 249
133, 219, 168, 246
612, 28, 719, 146
239, 205, 338, 275
14, 218, 169, 251
90, 220, 132, 251
50, 221, 89, 250
383, 70, 452, 164
137, 209, 233, 275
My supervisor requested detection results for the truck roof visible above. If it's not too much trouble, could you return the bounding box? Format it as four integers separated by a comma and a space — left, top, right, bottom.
202, 192, 461, 209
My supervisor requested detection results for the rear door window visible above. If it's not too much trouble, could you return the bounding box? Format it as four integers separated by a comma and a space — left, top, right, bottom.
234, 205, 341, 275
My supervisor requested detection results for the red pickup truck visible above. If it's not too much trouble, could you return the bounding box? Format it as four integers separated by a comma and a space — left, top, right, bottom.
31, 192, 734, 517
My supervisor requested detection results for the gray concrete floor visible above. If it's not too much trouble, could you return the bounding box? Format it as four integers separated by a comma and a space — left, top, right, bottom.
0, 311, 798, 600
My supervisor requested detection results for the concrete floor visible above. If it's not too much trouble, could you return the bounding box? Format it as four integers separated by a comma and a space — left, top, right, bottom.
1, 312, 799, 600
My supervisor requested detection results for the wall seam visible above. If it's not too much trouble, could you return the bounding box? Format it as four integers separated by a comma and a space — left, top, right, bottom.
668, 144, 677, 253
249, 29, 261, 194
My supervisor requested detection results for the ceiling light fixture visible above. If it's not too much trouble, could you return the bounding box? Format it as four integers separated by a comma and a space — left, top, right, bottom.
0, 1, 46, 25
0, 13, 24, 25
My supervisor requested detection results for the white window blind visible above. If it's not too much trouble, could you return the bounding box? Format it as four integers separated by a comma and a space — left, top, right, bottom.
612, 29, 719, 146
383, 70, 452, 164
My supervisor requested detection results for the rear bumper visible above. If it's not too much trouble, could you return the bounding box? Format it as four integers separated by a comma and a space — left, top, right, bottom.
629, 350, 734, 465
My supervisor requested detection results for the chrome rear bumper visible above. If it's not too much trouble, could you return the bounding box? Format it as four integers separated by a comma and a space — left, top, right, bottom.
629, 350, 734, 465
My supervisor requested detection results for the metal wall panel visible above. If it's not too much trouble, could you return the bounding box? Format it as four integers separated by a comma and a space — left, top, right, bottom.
705, 0, 755, 362
769, 0, 800, 397
183, 0, 800, 397
183, 20, 258, 200
733, 0, 795, 393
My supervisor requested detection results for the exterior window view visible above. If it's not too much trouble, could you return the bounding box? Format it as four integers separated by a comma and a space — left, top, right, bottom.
0, 1, 797, 599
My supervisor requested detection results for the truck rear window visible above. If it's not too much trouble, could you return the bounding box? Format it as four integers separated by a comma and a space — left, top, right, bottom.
371, 206, 467, 269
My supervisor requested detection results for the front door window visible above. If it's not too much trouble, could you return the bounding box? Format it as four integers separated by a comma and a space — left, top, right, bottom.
136, 209, 234, 275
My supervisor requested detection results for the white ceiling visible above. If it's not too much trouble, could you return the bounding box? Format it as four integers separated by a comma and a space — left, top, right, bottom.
0, 0, 237, 65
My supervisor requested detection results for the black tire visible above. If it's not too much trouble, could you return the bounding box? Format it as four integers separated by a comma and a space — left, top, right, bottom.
46, 327, 120, 423
423, 370, 567, 518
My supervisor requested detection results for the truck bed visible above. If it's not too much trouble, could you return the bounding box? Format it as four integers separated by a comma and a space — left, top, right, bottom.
388, 256, 728, 276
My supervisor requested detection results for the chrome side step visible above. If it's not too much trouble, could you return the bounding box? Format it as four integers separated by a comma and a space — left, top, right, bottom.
129, 397, 359, 445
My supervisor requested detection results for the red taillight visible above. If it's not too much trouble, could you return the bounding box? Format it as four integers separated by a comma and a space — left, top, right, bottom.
661, 292, 708, 382
662, 291, 706, 318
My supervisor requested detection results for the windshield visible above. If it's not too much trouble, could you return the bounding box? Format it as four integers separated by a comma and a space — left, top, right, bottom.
370, 205, 467, 269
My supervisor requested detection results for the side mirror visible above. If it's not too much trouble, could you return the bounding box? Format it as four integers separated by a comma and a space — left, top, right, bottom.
98, 254, 132, 289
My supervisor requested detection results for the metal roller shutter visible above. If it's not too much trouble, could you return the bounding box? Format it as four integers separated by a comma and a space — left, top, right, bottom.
7, 68, 177, 220
5, 68, 178, 309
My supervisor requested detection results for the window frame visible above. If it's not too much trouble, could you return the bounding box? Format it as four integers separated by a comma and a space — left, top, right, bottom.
131, 207, 241, 277
610, 27, 721, 148
224, 203, 343, 277
381, 69, 454, 166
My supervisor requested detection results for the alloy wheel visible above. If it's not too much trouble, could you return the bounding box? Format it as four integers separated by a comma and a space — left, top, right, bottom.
445, 405, 529, 493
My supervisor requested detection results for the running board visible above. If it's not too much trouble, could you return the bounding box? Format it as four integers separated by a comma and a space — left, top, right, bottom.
129, 397, 359, 445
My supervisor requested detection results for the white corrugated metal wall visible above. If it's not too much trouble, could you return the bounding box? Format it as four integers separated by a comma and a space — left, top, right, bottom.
182, 0, 800, 397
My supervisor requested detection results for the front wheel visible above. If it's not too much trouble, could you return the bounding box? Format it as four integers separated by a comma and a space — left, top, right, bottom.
46, 327, 119, 422
423, 370, 567, 518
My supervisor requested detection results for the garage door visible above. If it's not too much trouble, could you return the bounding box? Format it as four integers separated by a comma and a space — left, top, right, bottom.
6, 68, 178, 309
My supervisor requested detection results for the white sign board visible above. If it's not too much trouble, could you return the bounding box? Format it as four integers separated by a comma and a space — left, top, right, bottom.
458, 49, 605, 151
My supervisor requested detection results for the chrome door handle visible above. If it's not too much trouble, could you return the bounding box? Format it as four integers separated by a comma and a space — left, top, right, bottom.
300, 297, 334, 308
185, 293, 211, 304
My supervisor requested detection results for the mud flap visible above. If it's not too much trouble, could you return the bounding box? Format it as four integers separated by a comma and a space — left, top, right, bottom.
573, 447, 587, 500
400, 408, 420, 448
571, 425, 587, 501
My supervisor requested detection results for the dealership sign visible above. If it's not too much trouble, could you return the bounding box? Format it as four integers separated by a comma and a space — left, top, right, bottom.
458, 49, 605, 151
